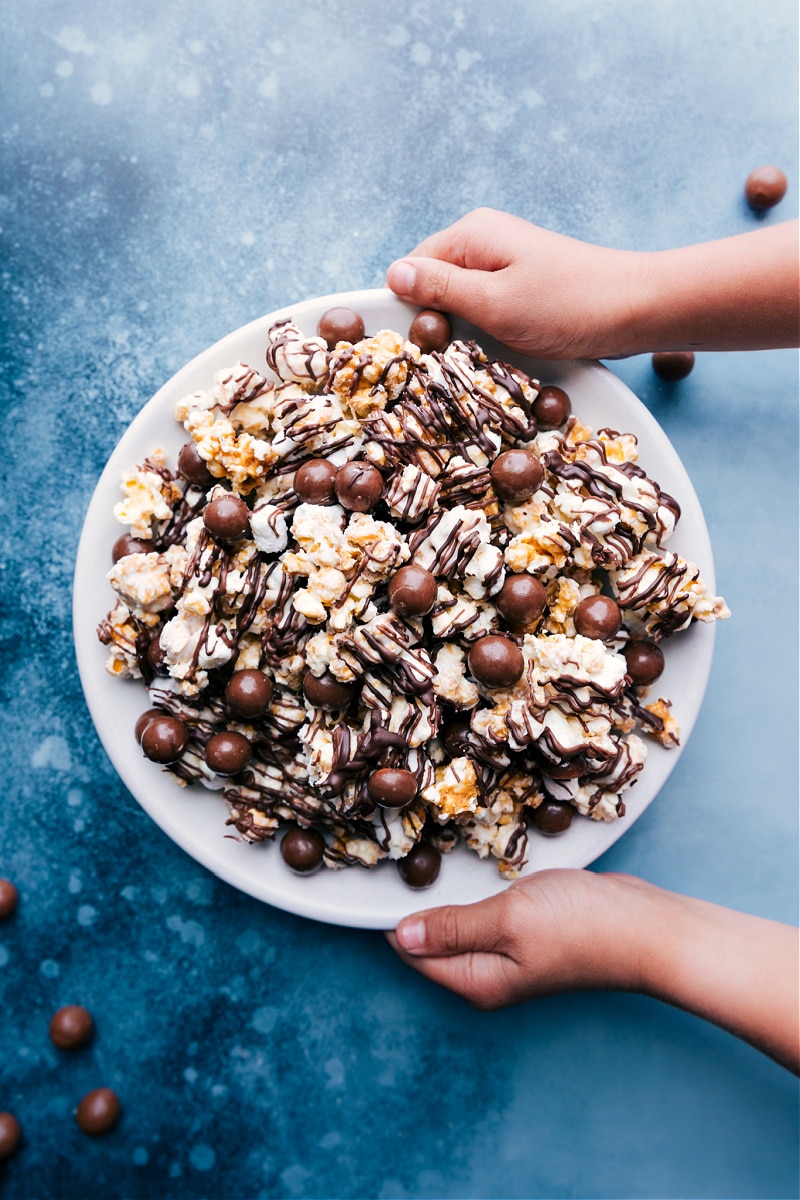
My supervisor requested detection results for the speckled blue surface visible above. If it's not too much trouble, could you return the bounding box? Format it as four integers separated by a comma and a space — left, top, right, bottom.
1, 2, 798, 1197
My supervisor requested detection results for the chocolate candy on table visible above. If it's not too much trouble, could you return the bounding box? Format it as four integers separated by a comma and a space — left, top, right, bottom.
468, 635, 525, 689
303, 670, 357, 711
387, 564, 438, 619
177, 441, 215, 487
75, 1088, 120, 1137
398, 842, 441, 889
141, 715, 188, 764
317, 306, 365, 349
495, 574, 547, 626
573, 594, 621, 642
334, 460, 384, 512
205, 731, 252, 776
623, 639, 665, 686
744, 165, 787, 210
111, 534, 153, 563
49, 1005, 95, 1051
532, 385, 572, 430
280, 826, 326, 874
490, 448, 544, 503
225, 669, 273, 719
146, 633, 168, 676
367, 768, 418, 809
408, 309, 452, 353
532, 799, 575, 835
0, 1112, 21, 1159
203, 493, 250, 544
652, 351, 695, 382
293, 458, 338, 505
0, 880, 18, 920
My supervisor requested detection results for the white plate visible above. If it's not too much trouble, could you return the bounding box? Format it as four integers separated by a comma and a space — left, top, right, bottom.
73, 288, 717, 929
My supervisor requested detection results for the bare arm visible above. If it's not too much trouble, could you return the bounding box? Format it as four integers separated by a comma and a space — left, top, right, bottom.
386, 208, 799, 359
387, 870, 800, 1074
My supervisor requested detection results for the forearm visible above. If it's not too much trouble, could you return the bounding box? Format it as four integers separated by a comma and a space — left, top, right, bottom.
617, 877, 800, 1072
620, 221, 800, 356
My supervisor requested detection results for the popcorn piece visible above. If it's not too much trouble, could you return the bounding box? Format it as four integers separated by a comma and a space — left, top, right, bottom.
328, 330, 418, 417
410, 505, 504, 598
106, 545, 188, 615
266, 320, 329, 385
432, 644, 479, 710
421, 757, 480, 820
113, 448, 181, 539
385, 464, 441, 524
612, 551, 730, 640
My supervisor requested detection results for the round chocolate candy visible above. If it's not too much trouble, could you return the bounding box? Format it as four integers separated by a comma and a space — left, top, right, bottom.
441, 717, 472, 759
317, 306, 365, 349
280, 826, 326, 874
532, 799, 575, 835
387, 564, 438, 619
468, 635, 525, 688
408, 309, 452, 353
134, 708, 163, 744
334, 461, 384, 512
293, 458, 338, 505
303, 670, 357, 711
203, 493, 250, 544
495, 574, 547, 626
398, 842, 441, 889
205, 731, 252, 776
0, 880, 19, 920
744, 165, 787, 211
532, 385, 572, 429
652, 351, 695, 382
225, 669, 273, 719
141, 715, 188, 764
573, 594, 621, 642
538, 753, 587, 780
111, 534, 153, 563
75, 1088, 120, 1137
623, 639, 665, 686
0, 1112, 21, 1159
49, 1005, 95, 1051
490, 449, 544, 503
177, 441, 215, 487
146, 633, 168, 676
367, 768, 418, 809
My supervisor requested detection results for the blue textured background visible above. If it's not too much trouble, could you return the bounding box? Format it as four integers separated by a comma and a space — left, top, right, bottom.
1, 2, 798, 1197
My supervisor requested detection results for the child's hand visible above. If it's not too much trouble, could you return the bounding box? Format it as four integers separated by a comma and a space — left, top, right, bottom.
386, 869, 646, 1009
386, 208, 644, 361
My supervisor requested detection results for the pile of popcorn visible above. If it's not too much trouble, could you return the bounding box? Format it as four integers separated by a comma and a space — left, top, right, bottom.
98, 309, 729, 884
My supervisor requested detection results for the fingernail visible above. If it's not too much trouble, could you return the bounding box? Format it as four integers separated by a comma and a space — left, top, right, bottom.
396, 917, 426, 953
388, 259, 416, 295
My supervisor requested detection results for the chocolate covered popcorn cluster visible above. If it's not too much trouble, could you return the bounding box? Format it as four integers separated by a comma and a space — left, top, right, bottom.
98, 306, 729, 886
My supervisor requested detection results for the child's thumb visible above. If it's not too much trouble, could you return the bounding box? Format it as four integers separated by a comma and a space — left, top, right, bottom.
386, 256, 492, 327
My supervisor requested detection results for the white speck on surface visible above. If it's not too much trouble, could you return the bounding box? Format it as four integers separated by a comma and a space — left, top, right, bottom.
188, 39, 205, 54
385, 25, 409, 47
67, 788, 83, 807
177, 75, 200, 99
132, 1147, 149, 1166
281, 1165, 311, 1196
90, 81, 112, 105
40, 959, 59, 979
251, 1006, 278, 1035
32, 734, 71, 772
121, 885, 136, 901
320, 1131, 341, 1149
410, 42, 431, 66
210, 1083, 227, 1098
55, 60, 74, 78
144, 950, 158, 963
455, 49, 480, 71
257, 74, 278, 99
68, 869, 82, 894
54, 26, 94, 55
324, 1057, 345, 1087
268, 40, 284, 55
77, 904, 96, 926
0, 946, 9, 967
39, 83, 55, 98
240, 231, 255, 246
189, 1144, 216, 1172
522, 86, 544, 107
184, 1067, 198, 1084
166, 914, 205, 947
110, 34, 150, 66
73, 817, 85, 832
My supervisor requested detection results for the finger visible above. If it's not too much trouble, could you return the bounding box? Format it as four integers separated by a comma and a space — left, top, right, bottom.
407, 207, 517, 270
385, 936, 517, 1009
390, 894, 513, 958
385, 255, 503, 325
